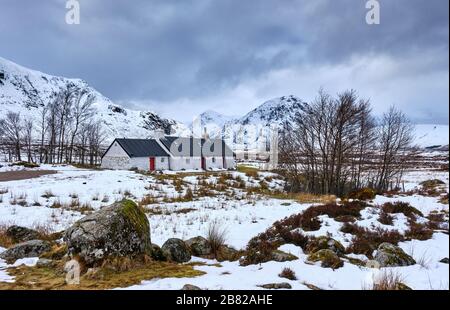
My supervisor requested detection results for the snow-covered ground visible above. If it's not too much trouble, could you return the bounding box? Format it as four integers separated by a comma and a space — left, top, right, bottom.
0, 162, 448, 290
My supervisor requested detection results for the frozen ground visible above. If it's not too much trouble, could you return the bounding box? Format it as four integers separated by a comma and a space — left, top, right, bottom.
0, 161, 448, 290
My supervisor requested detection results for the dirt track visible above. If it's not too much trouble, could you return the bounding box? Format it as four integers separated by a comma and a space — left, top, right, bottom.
0, 170, 57, 182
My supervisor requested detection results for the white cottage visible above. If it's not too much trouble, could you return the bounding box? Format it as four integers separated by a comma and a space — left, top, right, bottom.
101, 136, 236, 172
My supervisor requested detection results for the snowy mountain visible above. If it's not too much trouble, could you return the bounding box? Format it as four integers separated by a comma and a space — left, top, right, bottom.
413, 124, 449, 149
195, 95, 309, 150
238, 95, 308, 127
197, 96, 449, 151
0, 57, 187, 143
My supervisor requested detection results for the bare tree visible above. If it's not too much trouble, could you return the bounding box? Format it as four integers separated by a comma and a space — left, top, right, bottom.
0, 112, 23, 161
68, 90, 95, 163
23, 120, 34, 163
374, 106, 414, 191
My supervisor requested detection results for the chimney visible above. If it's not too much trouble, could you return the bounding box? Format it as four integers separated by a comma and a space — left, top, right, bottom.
154, 129, 165, 140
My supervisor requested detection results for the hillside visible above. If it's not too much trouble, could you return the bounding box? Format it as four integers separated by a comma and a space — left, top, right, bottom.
0, 57, 186, 143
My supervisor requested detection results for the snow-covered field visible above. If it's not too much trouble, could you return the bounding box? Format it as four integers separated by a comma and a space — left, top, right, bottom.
0, 160, 448, 290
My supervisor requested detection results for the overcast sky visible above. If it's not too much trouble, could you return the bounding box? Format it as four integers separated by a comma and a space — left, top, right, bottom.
0, 0, 448, 123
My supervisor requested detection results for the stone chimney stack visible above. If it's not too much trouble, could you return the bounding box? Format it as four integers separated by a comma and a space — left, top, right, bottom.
153, 129, 165, 139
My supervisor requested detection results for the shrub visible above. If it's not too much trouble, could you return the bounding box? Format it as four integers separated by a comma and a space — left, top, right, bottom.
0, 224, 14, 248
378, 210, 394, 225
12, 161, 40, 168
279, 267, 297, 280
344, 224, 404, 257
348, 188, 376, 201
41, 190, 55, 199
405, 219, 433, 241
382, 202, 423, 218
277, 201, 367, 232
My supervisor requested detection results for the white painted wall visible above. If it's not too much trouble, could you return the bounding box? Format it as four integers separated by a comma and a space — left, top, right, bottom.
129, 157, 169, 171
204, 156, 223, 170
101, 142, 130, 169
101, 156, 131, 170
105, 141, 129, 157
169, 156, 202, 171
224, 157, 236, 170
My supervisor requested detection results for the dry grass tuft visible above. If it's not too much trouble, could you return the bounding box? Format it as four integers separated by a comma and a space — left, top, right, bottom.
279, 267, 297, 280
207, 221, 228, 258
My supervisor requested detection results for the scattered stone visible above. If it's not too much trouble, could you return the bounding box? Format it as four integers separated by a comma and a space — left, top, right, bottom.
150, 244, 167, 261
185, 236, 212, 256
6, 226, 40, 243
374, 243, 416, 267
182, 284, 202, 290
64, 200, 151, 266
162, 238, 191, 263
0, 240, 51, 264
439, 257, 449, 264
258, 282, 292, 290
218, 245, 240, 261
271, 250, 298, 262
36, 258, 54, 268
307, 249, 344, 269
307, 236, 345, 256
40, 244, 68, 260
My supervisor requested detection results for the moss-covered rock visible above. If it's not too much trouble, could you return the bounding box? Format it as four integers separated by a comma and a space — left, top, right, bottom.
64, 199, 151, 266
161, 238, 191, 263
307, 249, 344, 269
271, 250, 298, 262
306, 236, 345, 256
150, 244, 167, 261
185, 236, 212, 256
0, 240, 52, 264
374, 243, 416, 267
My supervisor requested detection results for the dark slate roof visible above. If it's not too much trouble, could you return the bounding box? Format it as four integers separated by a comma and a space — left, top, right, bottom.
108, 139, 170, 158
160, 137, 234, 157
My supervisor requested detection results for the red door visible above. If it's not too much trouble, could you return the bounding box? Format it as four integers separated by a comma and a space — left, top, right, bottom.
149, 157, 155, 171
201, 157, 206, 170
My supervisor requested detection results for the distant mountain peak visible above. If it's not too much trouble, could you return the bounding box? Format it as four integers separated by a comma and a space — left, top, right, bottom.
0, 57, 187, 142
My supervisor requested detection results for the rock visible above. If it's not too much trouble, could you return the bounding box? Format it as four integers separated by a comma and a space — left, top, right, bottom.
258, 282, 292, 290
306, 236, 345, 256
6, 226, 40, 243
36, 258, 54, 268
161, 238, 191, 263
374, 243, 416, 267
271, 250, 298, 262
218, 245, 240, 262
64, 200, 151, 266
150, 244, 167, 261
182, 284, 202, 290
0, 240, 51, 264
307, 249, 344, 269
185, 236, 211, 256
40, 244, 68, 260
439, 257, 449, 264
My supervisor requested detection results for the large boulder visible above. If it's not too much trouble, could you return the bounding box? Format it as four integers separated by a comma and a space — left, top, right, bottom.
185, 236, 212, 256
0, 240, 51, 264
374, 243, 416, 267
161, 238, 191, 263
6, 226, 41, 243
307, 249, 344, 269
64, 200, 151, 266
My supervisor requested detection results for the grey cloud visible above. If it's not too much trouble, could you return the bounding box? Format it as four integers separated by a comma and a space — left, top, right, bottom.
0, 0, 448, 123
